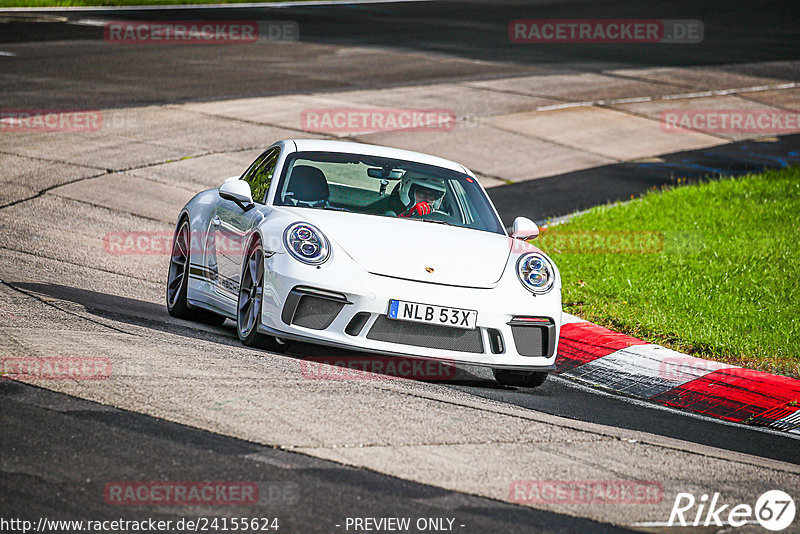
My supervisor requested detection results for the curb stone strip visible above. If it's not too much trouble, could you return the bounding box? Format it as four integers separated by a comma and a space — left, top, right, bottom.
557, 313, 800, 433
755, 405, 800, 433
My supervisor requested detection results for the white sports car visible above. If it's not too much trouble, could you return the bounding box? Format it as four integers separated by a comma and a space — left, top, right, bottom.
167, 139, 561, 387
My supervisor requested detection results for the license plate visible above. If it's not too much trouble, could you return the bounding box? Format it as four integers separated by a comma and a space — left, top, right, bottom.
387, 299, 477, 330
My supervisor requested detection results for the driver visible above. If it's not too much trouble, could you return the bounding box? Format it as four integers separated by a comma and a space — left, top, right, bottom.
395, 173, 447, 218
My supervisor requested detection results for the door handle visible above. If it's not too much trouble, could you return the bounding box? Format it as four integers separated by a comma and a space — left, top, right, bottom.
211, 216, 221, 227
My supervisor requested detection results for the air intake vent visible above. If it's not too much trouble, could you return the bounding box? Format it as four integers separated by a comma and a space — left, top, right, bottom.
345, 312, 371, 336
487, 328, 504, 354
509, 317, 555, 357
291, 295, 344, 330
282, 287, 348, 330
367, 316, 483, 353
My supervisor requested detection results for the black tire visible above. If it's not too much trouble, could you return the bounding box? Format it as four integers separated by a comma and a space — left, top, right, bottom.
237, 238, 281, 349
492, 369, 548, 388
166, 218, 227, 327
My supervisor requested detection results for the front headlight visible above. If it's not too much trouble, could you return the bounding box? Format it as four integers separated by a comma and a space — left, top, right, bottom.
516, 253, 555, 294
284, 222, 330, 265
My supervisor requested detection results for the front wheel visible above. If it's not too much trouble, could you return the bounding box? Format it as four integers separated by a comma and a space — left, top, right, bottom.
237, 239, 282, 349
493, 369, 548, 388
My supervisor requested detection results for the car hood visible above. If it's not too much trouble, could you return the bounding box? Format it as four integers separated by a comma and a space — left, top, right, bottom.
278, 208, 512, 288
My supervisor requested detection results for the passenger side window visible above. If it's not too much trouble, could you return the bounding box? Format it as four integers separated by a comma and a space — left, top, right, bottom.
243, 148, 280, 203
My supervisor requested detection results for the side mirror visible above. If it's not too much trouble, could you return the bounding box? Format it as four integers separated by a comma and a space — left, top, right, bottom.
511, 216, 539, 240
219, 180, 254, 211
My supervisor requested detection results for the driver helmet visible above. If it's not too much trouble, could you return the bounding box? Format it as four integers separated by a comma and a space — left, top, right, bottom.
398, 172, 446, 210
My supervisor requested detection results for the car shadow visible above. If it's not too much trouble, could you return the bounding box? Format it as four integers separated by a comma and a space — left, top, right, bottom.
10, 281, 242, 347
7, 281, 508, 389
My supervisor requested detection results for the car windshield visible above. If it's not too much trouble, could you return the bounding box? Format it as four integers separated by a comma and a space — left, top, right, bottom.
273, 151, 505, 235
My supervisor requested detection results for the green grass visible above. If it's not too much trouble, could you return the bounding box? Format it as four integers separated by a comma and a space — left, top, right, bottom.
537, 166, 800, 378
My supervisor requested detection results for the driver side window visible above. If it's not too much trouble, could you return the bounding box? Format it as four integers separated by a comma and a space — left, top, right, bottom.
243, 148, 279, 203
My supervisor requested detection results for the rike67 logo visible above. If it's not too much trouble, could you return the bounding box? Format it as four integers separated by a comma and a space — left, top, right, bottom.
669, 490, 795, 530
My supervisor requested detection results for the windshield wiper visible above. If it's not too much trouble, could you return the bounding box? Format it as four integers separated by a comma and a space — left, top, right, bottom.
418, 218, 455, 227
315, 205, 350, 212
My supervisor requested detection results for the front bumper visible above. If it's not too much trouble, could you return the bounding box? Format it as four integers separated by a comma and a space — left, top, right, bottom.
258, 252, 561, 370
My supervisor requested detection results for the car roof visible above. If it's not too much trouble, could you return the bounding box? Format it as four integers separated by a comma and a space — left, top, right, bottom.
287, 139, 470, 175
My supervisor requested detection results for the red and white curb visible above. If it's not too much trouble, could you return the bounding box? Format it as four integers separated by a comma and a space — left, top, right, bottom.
557, 314, 800, 434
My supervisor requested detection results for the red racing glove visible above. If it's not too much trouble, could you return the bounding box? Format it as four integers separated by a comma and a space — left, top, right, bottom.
400, 202, 432, 218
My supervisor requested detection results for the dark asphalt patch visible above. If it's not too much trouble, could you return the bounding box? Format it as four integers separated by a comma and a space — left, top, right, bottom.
1, 1, 798, 108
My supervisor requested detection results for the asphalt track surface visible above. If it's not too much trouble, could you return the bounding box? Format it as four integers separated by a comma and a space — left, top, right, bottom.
1, 0, 799, 108
7, 279, 800, 468
2, 0, 800, 531
2, 380, 628, 533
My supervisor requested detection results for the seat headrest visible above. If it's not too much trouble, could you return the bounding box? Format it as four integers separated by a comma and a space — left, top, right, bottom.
286, 165, 329, 203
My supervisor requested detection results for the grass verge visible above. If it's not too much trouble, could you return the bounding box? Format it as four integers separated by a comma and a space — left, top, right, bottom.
537, 166, 800, 378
